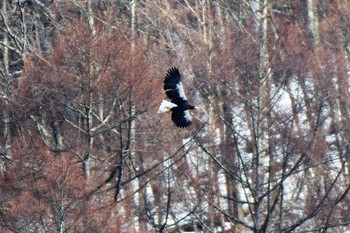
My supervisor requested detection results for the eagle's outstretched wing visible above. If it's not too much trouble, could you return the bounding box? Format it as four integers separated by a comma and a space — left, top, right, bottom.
171, 109, 192, 128
163, 67, 188, 106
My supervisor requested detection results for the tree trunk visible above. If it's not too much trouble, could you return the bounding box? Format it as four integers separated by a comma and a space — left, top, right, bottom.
87, 0, 96, 35
306, 0, 319, 43
1, 0, 12, 175
253, 0, 270, 229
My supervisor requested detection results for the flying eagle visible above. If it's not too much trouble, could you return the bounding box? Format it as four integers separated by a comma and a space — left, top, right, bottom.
158, 67, 200, 128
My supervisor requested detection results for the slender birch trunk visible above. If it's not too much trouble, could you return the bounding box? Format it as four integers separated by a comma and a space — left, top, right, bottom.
87, 0, 96, 36
1, 0, 13, 175
306, 0, 319, 43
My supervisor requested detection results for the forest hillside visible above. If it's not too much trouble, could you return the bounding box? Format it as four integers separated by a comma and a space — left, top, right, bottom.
1, 1, 350, 232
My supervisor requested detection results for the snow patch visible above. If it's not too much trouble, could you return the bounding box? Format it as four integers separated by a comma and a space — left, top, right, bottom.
275, 87, 293, 113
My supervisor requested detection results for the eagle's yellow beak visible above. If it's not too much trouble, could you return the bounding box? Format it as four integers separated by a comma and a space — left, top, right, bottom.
194, 106, 200, 110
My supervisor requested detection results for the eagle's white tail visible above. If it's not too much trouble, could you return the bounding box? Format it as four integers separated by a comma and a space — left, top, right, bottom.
158, 100, 177, 113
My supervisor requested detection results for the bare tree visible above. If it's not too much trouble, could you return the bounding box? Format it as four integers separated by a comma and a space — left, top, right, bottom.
1, 1, 350, 232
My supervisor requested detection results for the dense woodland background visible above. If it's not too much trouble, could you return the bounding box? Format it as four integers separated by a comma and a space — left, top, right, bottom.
1, 0, 350, 232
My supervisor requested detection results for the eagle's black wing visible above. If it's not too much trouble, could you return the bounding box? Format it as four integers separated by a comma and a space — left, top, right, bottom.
164, 67, 188, 106
171, 109, 192, 128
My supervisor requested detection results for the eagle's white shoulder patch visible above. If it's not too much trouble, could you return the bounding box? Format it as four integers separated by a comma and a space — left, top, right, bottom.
183, 110, 192, 122
176, 81, 188, 100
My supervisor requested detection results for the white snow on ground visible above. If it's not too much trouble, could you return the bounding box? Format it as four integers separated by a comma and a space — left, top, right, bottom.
273, 85, 293, 113
155, 75, 350, 232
